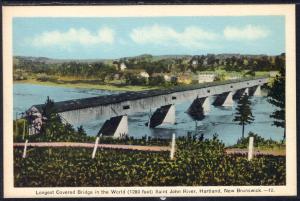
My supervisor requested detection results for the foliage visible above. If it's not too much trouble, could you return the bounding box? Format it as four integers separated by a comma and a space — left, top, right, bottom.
233, 94, 254, 138
230, 132, 285, 149
36, 73, 58, 82
243, 70, 255, 77
124, 73, 148, 85
13, 69, 28, 80
14, 136, 285, 187
148, 75, 166, 86
13, 54, 285, 87
267, 63, 285, 140
214, 73, 226, 81
14, 104, 285, 187
99, 135, 170, 146
13, 118, 29, 142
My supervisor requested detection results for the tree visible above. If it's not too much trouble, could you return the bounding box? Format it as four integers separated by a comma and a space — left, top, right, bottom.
40, 96, 63, 139
233, 93, 255, 138
267, 65, 285, 140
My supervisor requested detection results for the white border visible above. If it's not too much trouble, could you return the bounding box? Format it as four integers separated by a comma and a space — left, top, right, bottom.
3, 4, 297, 198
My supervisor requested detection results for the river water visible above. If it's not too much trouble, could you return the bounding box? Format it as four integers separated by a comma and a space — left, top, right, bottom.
13, 83, 284, 146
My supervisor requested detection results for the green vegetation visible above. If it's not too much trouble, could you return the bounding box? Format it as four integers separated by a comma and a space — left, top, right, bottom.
16, 78, 158, 91
267, 61, 285, 140
13, 53, 285, 90
233, 94, 255, 138
229, 132, 285, 150
14, 99, 285, 187
14, 135, 285, 187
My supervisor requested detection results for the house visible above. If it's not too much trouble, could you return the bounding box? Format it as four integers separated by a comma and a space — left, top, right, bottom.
227, 74, 242, 80
120, 62, 127, 71
193, 73, 216, 84
164, 74, 171, 82
191, 60, 198, 66
140, 71, 150, 78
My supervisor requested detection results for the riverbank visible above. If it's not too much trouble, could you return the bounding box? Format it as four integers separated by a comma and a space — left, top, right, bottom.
14, 78, 159, 91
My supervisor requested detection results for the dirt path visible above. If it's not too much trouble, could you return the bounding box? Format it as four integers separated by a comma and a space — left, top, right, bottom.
13, 142, 285, 156
225, 148, 286, 156
13, 142, 171, 152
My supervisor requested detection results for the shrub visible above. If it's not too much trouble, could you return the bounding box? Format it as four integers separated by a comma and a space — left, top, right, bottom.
36, 73, 58, 82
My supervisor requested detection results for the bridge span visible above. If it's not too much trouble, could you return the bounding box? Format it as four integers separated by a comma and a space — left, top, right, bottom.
27, 76, 269, 137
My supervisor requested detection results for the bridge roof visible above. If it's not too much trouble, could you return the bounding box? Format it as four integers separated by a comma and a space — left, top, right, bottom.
30, 76, 268, 114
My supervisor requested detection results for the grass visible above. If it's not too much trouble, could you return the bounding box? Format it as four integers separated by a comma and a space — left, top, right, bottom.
14, 78, 159, 92
14, 70, 271, 91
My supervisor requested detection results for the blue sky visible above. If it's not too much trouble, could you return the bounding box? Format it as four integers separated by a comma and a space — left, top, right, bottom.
13, 16, 285, 59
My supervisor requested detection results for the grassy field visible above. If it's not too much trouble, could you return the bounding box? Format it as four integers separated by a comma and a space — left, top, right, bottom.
14, 78, 159, 91
14, 70, 271, 91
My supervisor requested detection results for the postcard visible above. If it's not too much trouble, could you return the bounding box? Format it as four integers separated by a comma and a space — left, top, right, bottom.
3, 4, 296, 198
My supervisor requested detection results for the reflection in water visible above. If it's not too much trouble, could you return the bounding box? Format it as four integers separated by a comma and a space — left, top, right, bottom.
14, 83, 284, 146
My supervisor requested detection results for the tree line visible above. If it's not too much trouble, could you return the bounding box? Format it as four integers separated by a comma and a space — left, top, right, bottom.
13, 54, 285, 82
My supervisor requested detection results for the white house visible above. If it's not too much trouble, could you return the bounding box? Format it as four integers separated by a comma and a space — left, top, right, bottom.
120, 62, 127, 71
191, 60, 198, 66
195, 73, 216, 83
140, 71, 150, 78
164, 74, 171, 82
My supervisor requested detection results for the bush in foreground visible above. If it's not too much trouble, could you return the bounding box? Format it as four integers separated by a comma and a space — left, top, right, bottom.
14, 136, 285, 187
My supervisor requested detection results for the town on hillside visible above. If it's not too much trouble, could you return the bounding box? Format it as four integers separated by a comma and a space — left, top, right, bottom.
13, 53, 285, 89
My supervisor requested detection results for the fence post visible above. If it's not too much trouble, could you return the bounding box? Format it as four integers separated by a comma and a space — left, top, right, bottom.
248, 137, 254, 161
92, 135, 101, 159
22, 120, 26, 140
170, 133, 176, 160
22, 139, 28, 158
15, 113, 18, 136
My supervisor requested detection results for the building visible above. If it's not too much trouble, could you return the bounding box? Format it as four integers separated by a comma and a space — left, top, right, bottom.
120, 62, 127, 71
193, 73, 216, 84
191, 60, 198, 66
164, 74, 171, 82
140, 71, 150, 78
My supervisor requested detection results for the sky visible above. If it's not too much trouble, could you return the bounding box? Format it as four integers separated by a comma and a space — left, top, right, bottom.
13, 16, 285, 59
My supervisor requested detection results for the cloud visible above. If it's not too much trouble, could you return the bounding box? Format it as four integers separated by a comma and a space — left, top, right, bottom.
224, 25, 269, 41
130, 25, 218, 49
31, 27, 115, 48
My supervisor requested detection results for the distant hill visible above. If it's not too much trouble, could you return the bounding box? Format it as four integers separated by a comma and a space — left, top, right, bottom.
14, 56, 109, 64
14, 53, 281, 65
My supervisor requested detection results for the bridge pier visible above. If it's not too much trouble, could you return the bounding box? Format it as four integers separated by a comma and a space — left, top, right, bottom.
249, 85, 261, 97
98, 115, 128, 138
212, 92, 234, 107
186, 97, 210, 120
147, 104, 175, 128
233, 88, 250, 100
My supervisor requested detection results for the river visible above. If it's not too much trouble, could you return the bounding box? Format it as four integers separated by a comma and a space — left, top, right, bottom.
13, 83, 284, 146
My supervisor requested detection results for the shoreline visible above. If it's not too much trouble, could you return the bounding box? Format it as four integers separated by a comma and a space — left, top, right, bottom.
14, 79, 159, 92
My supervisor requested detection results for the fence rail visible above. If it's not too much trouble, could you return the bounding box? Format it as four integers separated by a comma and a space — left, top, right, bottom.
13, 142, 285, 157
13, 142, 171, 152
